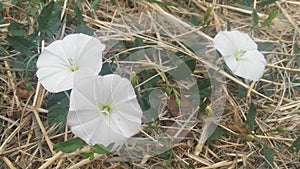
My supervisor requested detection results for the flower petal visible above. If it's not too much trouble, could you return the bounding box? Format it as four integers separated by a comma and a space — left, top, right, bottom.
36, 41, 68, 68
36, 34, 105, 93
214, 30, 266, 81
67, 74, 143, 148
62, 33, 105, 74
213, 30, 257, 57
68, 112, 125, 146
213, 31, 236, 57
230, 30, 257, 51
36, 67, 73, 93
230, 50, 266, 81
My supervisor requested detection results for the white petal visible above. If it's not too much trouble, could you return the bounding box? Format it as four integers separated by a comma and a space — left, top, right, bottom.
76, 117, 123, 146
213, 31, 236, 57
109, 110, 141, 137
67, 75, 143, 148
36, 40, 74, 92
62, 34, 105, 74
94, 74, 119, 104
37, 40, 69, 68
231, 51, 266, 81
68, 109, 102, 126
213, 30, 257, 58
37, 43, 68, 68
37, 67, 73, 93
222, 54, 239, 73
89, 119, 126, 146
229, 30, 257, 51
69, 83, 99, 112
36, 34, 105, 93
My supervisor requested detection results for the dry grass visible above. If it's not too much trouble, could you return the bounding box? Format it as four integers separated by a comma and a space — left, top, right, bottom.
0, 0, 300, 168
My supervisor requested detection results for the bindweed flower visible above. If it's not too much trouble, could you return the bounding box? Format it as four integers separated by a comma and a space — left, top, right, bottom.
67, 74, 143, 149
213, 30, 267, 81
36, 33, 105, 93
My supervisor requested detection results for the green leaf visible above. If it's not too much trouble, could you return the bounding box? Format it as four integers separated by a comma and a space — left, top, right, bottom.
0, 17, 4, 24
38, 1, 61, 37
183, 57, 196, 72
8, 22, 26, 36
138, 70, 161, 89
260, 0, 278, 6
293, 79, 300, 92
190, 15, 200, 26
53, 137, 86, 153
233, 3, 254, 11
137, 89, 160, 123
293, 43, 300, 67
6, 35, 36, 56
262, 145, 274, 166
156, 142, 173, 158
241, 0, 253, 6
262, 75, 275, 97
203, 6, 213, 26
110, 0, 116, 5
174, 90, 181, 107
80, 143, 114, 160
237, 84, 247, 98
257, 42, 275, 52
76, 0, 82, 10
46, 91, 68, 110
91, 0, 100, 9
208, 125, 226, 140
74, 24, 94, 36
9, 58, 26, 69
99, 61, 114, 76
48, 106, 68, 125
26, 6, 38, 16
246, 102, 256, 131
167, 56, 196, 80
0, 123, 3, 131
197, 78, 211, 93
25, 54, 38, 79
80, 151, 95, 160
181, 39, 206, 56
9, 54, 37, 79
27, 33, 38, 42
251, 9, 259, 27
74, 6, 84, 25
90, 143, 114, 154
189, 78, 211, 107
226, 20, 231, 31
133, 37, 143, 48
263, 10, 280, 26
188, 163, 195, 169
144, 0, 179, 7
137, 91, 151, 112
46, 92, 69, 125
290, 136, 300, 153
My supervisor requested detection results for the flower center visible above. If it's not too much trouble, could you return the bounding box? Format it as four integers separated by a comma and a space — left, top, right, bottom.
99, 104, 112, 116
67, 58, 79, 72
234, 50, 246, 61
69, 65, 79, 72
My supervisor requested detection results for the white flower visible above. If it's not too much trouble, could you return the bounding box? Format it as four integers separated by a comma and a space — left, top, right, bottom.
213, 30, 267, 81
67, 74, 143, 148
36, 33, 105, 93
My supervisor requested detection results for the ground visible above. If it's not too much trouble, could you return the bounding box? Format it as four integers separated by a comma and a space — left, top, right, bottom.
0, 0, 299, 168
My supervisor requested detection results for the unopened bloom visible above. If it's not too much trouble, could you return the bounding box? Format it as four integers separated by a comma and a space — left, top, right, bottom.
67, 74, 143, 149
213, 30, 266, 81
36, 33, 105, 93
